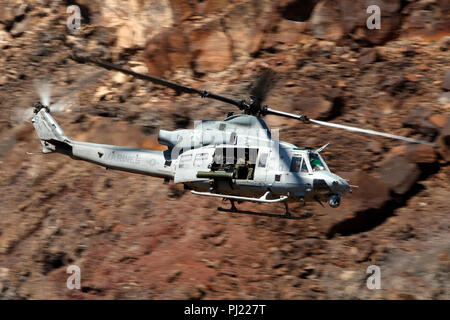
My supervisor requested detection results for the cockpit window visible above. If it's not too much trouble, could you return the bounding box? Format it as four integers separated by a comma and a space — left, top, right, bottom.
309, 153, 326, 171
290, 156, 309, 173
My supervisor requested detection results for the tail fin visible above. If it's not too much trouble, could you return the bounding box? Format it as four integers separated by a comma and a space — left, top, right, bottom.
31, 108, 71, 154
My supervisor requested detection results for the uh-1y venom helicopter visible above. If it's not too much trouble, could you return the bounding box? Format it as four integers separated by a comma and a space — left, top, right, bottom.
30, 54, 434, 218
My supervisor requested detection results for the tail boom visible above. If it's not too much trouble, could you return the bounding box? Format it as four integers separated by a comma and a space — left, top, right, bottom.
31, 109, 173, 179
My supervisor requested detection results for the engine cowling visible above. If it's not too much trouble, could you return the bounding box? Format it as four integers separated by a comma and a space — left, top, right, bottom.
158, 130, 178, 147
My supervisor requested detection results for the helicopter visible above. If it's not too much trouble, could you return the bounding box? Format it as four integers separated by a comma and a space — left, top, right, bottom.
30, 54, 434, 218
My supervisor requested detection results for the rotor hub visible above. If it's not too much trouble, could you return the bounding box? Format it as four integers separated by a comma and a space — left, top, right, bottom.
34, 102, 50, 114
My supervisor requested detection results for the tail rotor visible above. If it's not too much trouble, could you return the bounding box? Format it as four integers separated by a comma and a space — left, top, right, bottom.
13, 69, 104, 124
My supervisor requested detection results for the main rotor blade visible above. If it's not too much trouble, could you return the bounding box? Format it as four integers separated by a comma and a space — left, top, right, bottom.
70, 54, 244, 109
309, 119, 435, 146
49, 69, 105, 113
250, 69, 275, 104
69, 54, 435, 147
264, 107, 434, 146
264, 107, 309, 121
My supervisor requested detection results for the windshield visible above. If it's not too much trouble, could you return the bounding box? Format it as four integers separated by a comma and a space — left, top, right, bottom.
290, 156, 308, 173
309, 153, 327, 171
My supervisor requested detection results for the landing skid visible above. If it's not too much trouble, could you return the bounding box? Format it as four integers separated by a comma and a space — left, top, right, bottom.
217, 207, 313, 220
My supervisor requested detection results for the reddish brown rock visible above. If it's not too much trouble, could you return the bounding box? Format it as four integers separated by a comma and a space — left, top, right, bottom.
374, 94, 400, 115
402, 107, 439, 139
388, 144, 437, 165
443, 70, 450, 91
168, 0, 195, 23
309, 0, 343, 41
428, 114, 447, 128
438, 118, 450, 161
390, 145, 407, 157
0, 29, 12, 50
366, 15, 401, 45
0, 4, 14, 26
404, 144, 437, 165
439, 92, 450, 105
273, 20, 308, 45
400, 0, 450, 40
358, 48, 378, 66
367, 141, 383, 154
297, 95, 334, 120
144, 29, 191, 77
338, 0, 402, 45
189, 26, 233, 74
144, 0, 271, 76
346, 170, 391, 212
222, 0, 271, 55
377, 155, 420, 195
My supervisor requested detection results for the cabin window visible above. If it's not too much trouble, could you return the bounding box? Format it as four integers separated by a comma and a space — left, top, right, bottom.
258, 153, 268, 168
229, 132, 237, 144
211, 147, 258, 180
290, 156, 302, 172
248, 148, 258, 164
213, 148, 258, 165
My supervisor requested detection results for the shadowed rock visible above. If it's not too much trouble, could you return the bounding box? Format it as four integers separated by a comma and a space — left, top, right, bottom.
377, 155, 420, 195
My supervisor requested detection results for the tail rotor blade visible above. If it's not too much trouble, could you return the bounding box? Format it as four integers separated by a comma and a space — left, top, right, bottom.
50, 95, 79, 113
34, 79, 52, 107
12, 80, 52, 124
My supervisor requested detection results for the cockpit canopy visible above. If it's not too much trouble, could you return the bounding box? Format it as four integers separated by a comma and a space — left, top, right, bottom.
309, 152, 327, 172
290, 151, 329, 173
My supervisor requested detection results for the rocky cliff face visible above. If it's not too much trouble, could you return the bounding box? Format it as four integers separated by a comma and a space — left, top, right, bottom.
0, 0, 449, 299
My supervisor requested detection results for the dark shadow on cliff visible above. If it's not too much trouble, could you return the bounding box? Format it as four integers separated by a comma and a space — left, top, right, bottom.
327, 161, 443, 238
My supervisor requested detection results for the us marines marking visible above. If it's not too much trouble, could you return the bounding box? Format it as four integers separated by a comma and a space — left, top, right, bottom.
105, 151, 141, 164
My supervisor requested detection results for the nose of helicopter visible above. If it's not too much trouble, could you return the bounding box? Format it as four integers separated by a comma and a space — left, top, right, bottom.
331, 174, 351, 194
315, 171, 351, 195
